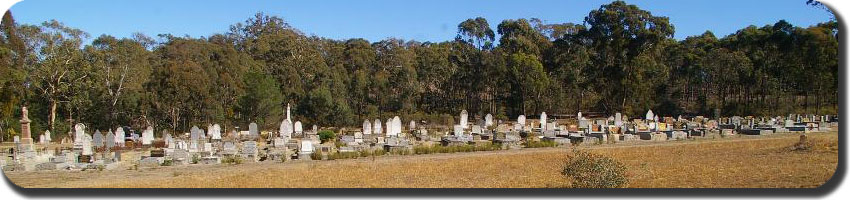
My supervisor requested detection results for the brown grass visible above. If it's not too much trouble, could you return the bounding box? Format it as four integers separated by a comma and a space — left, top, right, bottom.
4, 132, 838, 188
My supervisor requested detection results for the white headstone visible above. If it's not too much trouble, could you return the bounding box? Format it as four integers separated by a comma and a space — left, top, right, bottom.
81, 134, 93, 156
453, 125, 464, 135
540, 112, 547, 130
93, 130, 104, 148
300, 141, 314, 153
212, 124, 222, 140
409, 120, 416, 131
115, 127, 125, 146
248, 123, 258, 138
485, 114, 494, 127
280, 119, 293, 139
460, 110, 469, 129
74, 123, 86, 144
363, 120, 372, 135
646, 110, 655, 121
142, 126, 154, 145
391, 116, 402, 136
578, 112, 583, 120
373, 119, 383, 135
386, 119, 393, 136
105, 130, 115, 148
518, 115, 526, 126
294, 121, 303, 134
615, 113, 623, 127
44, 130, 51, 143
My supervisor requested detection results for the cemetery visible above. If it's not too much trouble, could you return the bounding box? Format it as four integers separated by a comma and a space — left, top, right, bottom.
1, 103, 838, 176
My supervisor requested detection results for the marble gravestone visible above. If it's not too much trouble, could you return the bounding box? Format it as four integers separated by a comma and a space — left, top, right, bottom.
517, 115, 526, 126
280, 119, 293, 140
373, 119, 383, 135
540, 112, 547, 130
485, 114, 494, 127
248, 122, 259, 138
212, 124, 222, 140
93, 130, 104, 148
409, 120, 416, 131
646, 110, 655, 121
363, 120, 372, 135
460, 110, 469, 129
294, 121, 303, 135
142, 126, 154, 145
615, 113, 623, 127
115, 127, 125, 146
105, 130, 115, 149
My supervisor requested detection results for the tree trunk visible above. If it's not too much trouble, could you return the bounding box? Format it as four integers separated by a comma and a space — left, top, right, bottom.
49, 99, 57, 132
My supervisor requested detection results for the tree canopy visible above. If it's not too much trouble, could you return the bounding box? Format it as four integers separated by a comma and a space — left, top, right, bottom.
0, 1, 839, 141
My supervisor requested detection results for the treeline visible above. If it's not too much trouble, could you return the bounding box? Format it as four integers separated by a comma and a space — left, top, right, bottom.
0, 1, 838, 140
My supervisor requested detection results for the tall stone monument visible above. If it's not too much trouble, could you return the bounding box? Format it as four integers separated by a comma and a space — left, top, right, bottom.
19, 107, 34, 152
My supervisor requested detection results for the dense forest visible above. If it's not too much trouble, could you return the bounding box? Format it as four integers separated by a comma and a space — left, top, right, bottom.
0, 1, 839, 140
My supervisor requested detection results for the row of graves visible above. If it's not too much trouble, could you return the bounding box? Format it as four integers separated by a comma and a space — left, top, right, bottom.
2, 105, 838, 172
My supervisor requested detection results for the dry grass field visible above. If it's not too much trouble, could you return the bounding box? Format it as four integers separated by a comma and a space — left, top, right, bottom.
3, 131, 839, 188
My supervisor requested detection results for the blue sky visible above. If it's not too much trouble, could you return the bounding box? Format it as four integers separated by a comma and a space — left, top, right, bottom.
7, 0, 834, 44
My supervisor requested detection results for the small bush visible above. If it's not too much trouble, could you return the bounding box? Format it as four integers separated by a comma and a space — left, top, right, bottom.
222, 156, 243, 164
562, 150, 629, 188
359, 149, 373, 157
191, 154, 200, 164
372, 149, 386, 156
318, 130, 336, 143
310, 150, 324, 160
161, 159, 173, 166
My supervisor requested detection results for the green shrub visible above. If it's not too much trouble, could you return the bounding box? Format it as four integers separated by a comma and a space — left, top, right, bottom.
318, 130, 336, 143
561, 150, 629, 188
359, 149, 373, 157
372, 149, 386, 156
222, 155, 243, 164
161, 159, 173, 166
310, 150, 324, 160
191, 154, 200, 164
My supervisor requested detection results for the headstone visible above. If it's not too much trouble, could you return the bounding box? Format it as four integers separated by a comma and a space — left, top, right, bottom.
163, 133, 172, 148
517, 115, 526, 126
249, 123, 259, 138
93, 130, 104, 148
577, 112, 583, 120
393, 116, 402, 135
540, 112, 547, 130
312, 125, 318, 134
44, 130, 52, 144
279, 119, 293, 139
409, 120, 416, 131
373, 119, 383, 135
81, 134, 93, 156
615, 113, 623, 127
485, 114, 494, 127
294, 121, 303, 134
212, 124, 222, 140
471, 125, 482, 134
363, 120, 372, 135
646, 110, 655, 121
74, 123, 86, 145
142, 126, 154, 145
460, 110, 469, 129
453, 125, 464, 136
300, 141, 314, 154
115, 127, 125, 146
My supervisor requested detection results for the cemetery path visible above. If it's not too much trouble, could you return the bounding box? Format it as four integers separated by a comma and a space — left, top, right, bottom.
3, 131, 838, 188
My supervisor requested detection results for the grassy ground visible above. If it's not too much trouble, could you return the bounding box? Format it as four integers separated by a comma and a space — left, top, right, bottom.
3, 131, 838, 188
